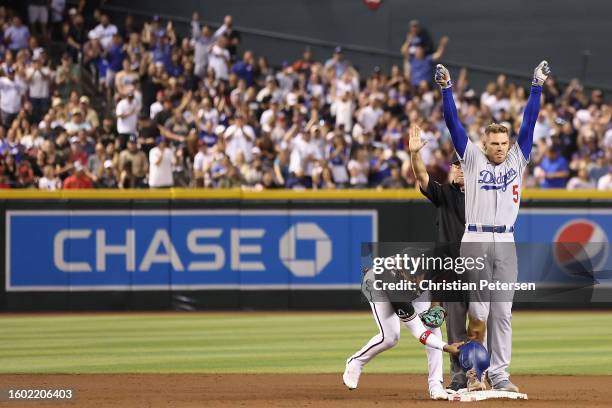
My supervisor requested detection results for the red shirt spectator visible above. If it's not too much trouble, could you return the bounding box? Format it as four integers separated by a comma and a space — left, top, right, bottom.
63, 162, 93, 189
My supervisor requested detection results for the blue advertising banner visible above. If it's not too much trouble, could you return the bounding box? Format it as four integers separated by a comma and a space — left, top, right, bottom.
6, 210, 377, 291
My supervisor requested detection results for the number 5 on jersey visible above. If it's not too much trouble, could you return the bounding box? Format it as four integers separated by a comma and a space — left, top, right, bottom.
512, 184, 519, 203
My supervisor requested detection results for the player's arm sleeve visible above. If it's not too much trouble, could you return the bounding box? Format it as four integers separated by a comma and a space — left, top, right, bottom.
441, 88, 469, 158
517, 85, 543, 161
419, 179, 443, 207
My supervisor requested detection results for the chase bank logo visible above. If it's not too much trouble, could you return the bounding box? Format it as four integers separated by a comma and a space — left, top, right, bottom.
279, 223, 332, 277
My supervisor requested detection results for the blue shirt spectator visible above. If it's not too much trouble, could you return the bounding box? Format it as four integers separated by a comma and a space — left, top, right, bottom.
232, 51, 255, 86
539, 149, 570, 188
107, 40, 126, 72
5, 17, 29, 51
406, 38, 448, 86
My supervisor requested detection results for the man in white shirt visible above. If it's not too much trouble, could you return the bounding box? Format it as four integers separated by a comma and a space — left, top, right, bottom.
208, 36, 230, 81
357, 97, 383, 133
193, 141, 213, 187
289, 130, 322, 178
331, 91, 354, 131
26, 55, 53, 122
148, 138, 175, 188
191, 13, 228, 78
197, 98, 219, 127
88, 14, 118, 51
0, 67, 26, 127
224, 114, 255, 164
116, 91, 141, 144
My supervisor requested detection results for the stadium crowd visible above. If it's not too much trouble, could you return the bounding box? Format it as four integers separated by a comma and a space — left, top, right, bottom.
0, 5, 610, 190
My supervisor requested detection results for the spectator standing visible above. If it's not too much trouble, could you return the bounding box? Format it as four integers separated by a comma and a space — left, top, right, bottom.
5, 16, 30, 51
116, 90, 140, 146
401, 20, 434, 58
405, 36, 448, 86
28, 0, 49, 40
191, 12, 228, 78
148, 137, 174, 188
119, 135, 148, 187
88, 14, 118, 51
224, 114, 255, 164
325, 46, 349, 78
25, 53, 53, 123
209, 36, 230, 81
0, 67, 26, 127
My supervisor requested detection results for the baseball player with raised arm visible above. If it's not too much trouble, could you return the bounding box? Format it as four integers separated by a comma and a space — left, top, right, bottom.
435, 60, 550, 393
343, 274, 463, 400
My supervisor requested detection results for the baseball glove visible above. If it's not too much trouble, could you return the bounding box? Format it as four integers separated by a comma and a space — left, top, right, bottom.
419, 305, 447, 328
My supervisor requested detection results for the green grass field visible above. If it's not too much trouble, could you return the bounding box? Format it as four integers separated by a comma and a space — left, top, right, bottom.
0, 312, 610, 375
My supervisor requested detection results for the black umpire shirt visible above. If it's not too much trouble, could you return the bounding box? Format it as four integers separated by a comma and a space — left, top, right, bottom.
420, 180, 466, 302
420, 180, 465, 244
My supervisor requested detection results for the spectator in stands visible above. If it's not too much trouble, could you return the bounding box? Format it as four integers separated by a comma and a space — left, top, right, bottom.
208, 35, 230, 81
536, 147, 570, 188
116, 90, 140, 147
148, 137, 174, 188
0, 67, 25, 127
401, 20, 434, 59
325, 46, 349, 78
63, 161, 93, 189
88, 14, 117, 52
405, 35, 448, 87
5, 16, 30, 51
232, 51, 256, 87
567, 164, 596, 190
25, 51, 52, 123
118, 135, 148, 187
38, 164, 61, 190
598, 166, 612, 190
97, 160, 118, 188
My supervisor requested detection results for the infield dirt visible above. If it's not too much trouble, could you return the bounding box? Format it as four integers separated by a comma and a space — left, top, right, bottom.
0, 374, 610, 407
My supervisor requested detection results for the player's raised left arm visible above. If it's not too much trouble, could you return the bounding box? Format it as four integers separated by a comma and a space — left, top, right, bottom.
517, 60, 551, 160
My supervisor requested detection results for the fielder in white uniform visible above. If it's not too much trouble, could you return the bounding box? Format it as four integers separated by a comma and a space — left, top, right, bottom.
343, 267, 462, 400
435, 61, 550, 393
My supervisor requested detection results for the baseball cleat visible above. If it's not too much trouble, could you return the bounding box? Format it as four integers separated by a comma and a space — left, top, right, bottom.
493, 379, 520, 393
445, 381, 467, 394
466, 368, 486, 391
342, 359, 361, 390
429, 383, 449, 400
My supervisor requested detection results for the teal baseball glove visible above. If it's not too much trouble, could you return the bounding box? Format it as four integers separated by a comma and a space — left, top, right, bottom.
419, 305, 447, 328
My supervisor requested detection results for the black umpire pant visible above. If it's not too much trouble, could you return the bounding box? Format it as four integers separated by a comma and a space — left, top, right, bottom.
443, 300, 468, 385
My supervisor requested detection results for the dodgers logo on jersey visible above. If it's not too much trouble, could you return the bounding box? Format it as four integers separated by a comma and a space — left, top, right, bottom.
478, 168, 518, 191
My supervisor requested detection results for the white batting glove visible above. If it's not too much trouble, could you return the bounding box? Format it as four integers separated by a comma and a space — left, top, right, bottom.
435, 64, 452, 89
532, 60, 551, 86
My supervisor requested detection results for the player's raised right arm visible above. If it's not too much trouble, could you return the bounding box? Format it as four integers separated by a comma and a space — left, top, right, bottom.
436, 64, 468, 158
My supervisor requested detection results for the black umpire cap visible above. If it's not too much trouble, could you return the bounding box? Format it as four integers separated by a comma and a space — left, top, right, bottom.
451, 152, 460, 165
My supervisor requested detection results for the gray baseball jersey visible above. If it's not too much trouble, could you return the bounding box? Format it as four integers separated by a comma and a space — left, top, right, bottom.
460, 142, 528, 227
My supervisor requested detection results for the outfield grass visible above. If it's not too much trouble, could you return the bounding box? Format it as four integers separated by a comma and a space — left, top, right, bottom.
0, 312, 610, 375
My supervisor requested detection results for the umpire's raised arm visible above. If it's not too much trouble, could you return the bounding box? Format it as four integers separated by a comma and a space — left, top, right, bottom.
435, 64, 468, 158
408, 124, 430, 190
517, 61, 551, 161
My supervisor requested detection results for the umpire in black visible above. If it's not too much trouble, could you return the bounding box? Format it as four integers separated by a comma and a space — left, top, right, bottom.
408, 124, 467, 392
